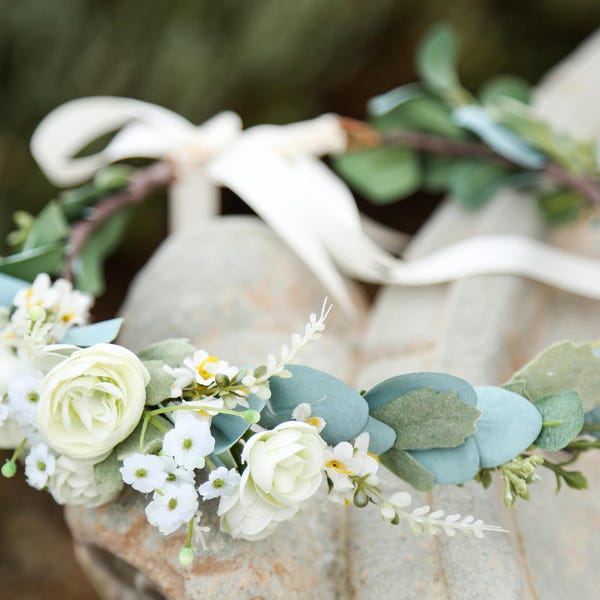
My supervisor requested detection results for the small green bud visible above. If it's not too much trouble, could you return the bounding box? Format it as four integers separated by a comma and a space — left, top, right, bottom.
93, 165, 133, 190
214, 373, 231, 388
1, 461, 17, 478
178, 547, 195, 567
353, 488, 369, 508
28, 306, 45, 322
243, 410, 261, 424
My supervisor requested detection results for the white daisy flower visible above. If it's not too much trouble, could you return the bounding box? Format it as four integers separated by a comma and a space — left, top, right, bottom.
183, 350, 237, 387
24, 443, 56, 490
145, 482, 199, 535
163, 365, 194, 398
198, 467, 241, 500
7, 371, 44, 441
162, 418, 215, 471
120, 453, 168, 493
291, 402, 326, 432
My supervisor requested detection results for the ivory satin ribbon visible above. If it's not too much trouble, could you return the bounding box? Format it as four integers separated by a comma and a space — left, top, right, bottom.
30, 97, 600, 313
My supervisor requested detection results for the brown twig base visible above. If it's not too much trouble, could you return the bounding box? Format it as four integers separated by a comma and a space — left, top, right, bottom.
62, 161, 176, 281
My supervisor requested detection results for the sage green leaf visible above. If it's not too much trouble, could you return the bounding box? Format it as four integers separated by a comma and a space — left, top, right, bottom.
408, 437, 480, 485
93, 451, 124, 501
538, 190, 587, 225
116, 416, 172, 460
534, 391, 584, 451
379, 442, 435, 492
504, 341, 600, 412
143, 360, 176, 406
23, 201, 69, 251
416, 24, 469, 104
371, 387, 480, 450
74, 210, 130, 296
0, 243, 64, 280
584, 405, 600, 439
137, 338, 196, 368
333, 147, 421, 204
480, 75, 532, 106
365, 372, 478, 412
449, 161, 511, 208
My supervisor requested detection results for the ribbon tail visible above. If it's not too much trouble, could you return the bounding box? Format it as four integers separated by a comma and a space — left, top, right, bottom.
385, 234, 600, 300
209, 147, 358, 316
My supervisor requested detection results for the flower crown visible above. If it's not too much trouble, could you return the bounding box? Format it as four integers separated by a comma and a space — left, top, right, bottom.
1, 267, 598, 566
2, 25, 600, 570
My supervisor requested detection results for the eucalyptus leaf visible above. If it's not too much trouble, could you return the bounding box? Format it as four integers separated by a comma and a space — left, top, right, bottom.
367, 83, 423, 116
137, 338, 196, 368
504, 341, 600, 412
358, 416, 396, 455
416, 24, 468, 104
371, 93, 464, 138
453, 105, 546, 169
473, 386, 542, 467
93, 451, 124, 500
449, 161, 511, 208
371, 386, 480, 450
408, 436, 480, 485
261, 365, 369, 445
333, 147, 421, 204
0, 244, 64, 280
379, 442, 435, 492
480, 75, 532, 106
0, 273, 29, 307
61, 318, 123, 346
116, 415, 172, 460
143, 360, 176, 406
23, 201, 69, 251
212, 393, 266, 454
74, 210, 131, 296
534, 391, 584, 451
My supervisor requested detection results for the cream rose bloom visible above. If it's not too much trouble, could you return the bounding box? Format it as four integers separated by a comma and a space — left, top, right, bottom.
48, 455, 121, 507
38, 343, 149, 459
218, 422, 325, 540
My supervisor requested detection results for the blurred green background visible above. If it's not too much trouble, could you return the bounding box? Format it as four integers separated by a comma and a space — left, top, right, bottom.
1, 2, 599, 598
2, 0, 600, 317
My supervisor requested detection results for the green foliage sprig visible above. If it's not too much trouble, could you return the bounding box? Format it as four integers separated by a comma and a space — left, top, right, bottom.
335, 24, 600, 224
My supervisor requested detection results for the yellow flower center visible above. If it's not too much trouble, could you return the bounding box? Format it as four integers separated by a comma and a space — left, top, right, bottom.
325, 460, 354, 476
305, 417, 322, 428
196, 356, 219, 380
61, 312, 76, 323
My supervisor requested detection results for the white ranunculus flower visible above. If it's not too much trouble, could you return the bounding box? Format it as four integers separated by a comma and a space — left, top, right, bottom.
38, 343, 150, 460
242, 421, 326, 508
218, 421, 326, 540
48, 454, 121, 507
218, 477, 296, 541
